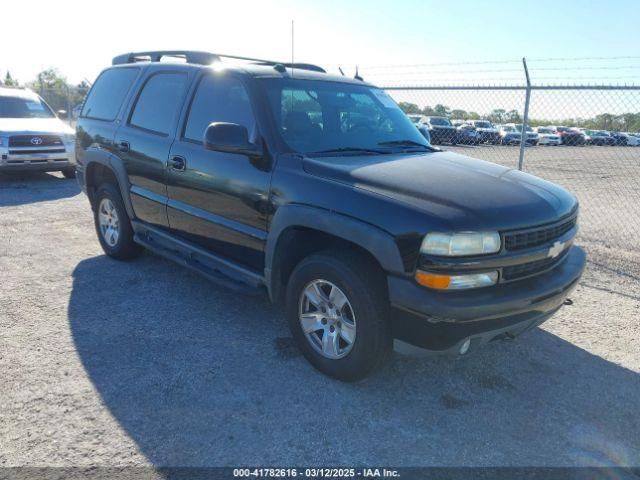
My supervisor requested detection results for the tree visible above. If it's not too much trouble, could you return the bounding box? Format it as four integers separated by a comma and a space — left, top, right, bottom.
398, 102, 422, 114
28, 68, 71, 112
4, 71, 19, 87
450, 109, 468, 120
433, 104, 451, 117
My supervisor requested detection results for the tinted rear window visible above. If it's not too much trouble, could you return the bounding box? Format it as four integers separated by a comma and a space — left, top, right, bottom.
130, 72, 188, 135
81, 68, 139, 121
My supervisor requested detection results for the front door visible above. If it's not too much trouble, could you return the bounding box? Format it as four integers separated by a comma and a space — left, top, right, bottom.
166, 72, 272, 271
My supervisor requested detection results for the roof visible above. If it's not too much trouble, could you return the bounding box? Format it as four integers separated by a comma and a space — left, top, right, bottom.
108, 50, 374, 86
0, 86, 38, 98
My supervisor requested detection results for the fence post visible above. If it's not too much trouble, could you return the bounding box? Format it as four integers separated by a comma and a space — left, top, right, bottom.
66, 85, 73, 126
518, 57, 531, 171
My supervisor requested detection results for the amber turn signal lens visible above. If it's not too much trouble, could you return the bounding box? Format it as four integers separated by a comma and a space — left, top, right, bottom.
415, 271, 451, 289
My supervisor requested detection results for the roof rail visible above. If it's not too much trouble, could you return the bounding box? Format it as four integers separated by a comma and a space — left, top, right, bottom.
112, 50, 325, 73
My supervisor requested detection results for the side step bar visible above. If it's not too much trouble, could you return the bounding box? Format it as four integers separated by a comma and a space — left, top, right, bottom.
131, 220, 265, 296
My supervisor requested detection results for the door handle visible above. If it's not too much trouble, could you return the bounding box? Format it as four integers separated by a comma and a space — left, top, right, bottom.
118, 141, 130, 153
169, 155, 186, 171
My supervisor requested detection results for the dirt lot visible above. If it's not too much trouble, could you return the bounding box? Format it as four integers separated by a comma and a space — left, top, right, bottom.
1, 146, 639, 468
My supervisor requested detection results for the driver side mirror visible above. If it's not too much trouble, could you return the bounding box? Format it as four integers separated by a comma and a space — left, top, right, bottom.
203, 122, 262, 158
56, 109, 68, 119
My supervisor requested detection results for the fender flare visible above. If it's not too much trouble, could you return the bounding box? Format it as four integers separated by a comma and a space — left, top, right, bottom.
264, 204, 405, 301
82, 148, 135, 219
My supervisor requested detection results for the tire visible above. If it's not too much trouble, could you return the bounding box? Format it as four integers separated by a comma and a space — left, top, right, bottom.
285, 249, 392, 381
61, 167, 76, 179
93, 183, 143, 260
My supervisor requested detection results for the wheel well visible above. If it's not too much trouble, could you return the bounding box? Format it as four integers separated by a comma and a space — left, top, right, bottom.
270, 226, 386, 304
85, 163, 119, 207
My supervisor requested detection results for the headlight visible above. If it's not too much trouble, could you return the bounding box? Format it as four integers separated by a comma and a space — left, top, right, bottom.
415, 270, 498, 290
421, 232, 501, 256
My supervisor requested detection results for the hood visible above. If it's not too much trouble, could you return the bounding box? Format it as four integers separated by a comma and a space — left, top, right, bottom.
303, 150, 577, 231
0, 117, 74, 135
476, 127, 498, 133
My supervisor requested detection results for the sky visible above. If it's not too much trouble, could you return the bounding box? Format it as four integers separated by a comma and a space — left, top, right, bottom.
2, 0, 639, 86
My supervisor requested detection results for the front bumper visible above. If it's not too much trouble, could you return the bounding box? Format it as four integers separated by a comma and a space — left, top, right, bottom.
388, 245, 585, 352
0, 147, 75, 172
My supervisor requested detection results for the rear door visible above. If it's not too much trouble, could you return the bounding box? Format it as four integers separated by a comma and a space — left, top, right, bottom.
115, 70, 190, 228
166, 72, 271, 271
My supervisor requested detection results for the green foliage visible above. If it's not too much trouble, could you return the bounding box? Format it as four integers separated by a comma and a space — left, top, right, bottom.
3, 71, 20, 87
26, 68, 88, 113
398, 102, 640, 132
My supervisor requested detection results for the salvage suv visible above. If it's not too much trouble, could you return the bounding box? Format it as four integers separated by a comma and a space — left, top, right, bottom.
0, 87, 76, 177
76, 51, 585, 381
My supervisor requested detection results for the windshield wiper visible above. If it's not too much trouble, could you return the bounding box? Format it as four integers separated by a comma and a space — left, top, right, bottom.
377, 140, 435, 150
307, 147, 389, 156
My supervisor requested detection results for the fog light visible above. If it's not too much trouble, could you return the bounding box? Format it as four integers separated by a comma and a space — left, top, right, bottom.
415, 270, 498, 290
459, 338, 471, 355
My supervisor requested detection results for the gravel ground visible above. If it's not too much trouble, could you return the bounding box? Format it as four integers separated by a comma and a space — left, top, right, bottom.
1, 150, 639, 468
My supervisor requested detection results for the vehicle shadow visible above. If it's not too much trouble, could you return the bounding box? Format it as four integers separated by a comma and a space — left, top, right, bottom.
0, 172, 80, 206
68, 255, 640, 467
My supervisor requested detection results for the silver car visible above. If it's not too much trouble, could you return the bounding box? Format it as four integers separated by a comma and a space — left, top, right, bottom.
0, 87, 76, 177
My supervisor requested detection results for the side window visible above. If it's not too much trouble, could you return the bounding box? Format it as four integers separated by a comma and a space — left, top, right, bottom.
81, 68, 139, 121
130, 72, 188, 135
183, 74, 256, 143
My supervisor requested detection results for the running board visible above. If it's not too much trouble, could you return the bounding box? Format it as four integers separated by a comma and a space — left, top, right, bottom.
131, 221, 265, 296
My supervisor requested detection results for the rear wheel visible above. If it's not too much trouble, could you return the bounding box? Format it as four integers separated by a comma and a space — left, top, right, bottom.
93, 183, 143, 260
286, 250, 391, 381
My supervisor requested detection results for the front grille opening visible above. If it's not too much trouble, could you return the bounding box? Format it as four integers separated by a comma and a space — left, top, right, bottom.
502, 249, 569, 281
8, 148, 66, 155
504, 215, 576, 251
8, 135, 63, 147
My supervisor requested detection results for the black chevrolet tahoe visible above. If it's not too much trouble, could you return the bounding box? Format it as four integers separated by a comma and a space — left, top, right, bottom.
76, 51, 585, 381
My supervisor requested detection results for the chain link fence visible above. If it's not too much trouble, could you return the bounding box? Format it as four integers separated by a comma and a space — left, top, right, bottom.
380, 82, 640, 279
38, 86, 89, 128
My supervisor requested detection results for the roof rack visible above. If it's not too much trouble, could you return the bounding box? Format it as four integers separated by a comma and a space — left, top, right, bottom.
112, 50, 326, 73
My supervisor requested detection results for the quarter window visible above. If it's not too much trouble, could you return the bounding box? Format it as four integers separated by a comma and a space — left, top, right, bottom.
184, 74, 256, 143
81, 67, 139, 121
130, 72, 188, 135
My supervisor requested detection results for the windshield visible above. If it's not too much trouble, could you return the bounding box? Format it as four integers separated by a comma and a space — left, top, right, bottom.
514, 124, 534, 132
537, 127, 554, 134
502, 126, 516, 132
0, 94, 55, 118
428, 117, 452, 126
408, 116, 421, 124
261, 79, 430, 155
474, 121, 492, 128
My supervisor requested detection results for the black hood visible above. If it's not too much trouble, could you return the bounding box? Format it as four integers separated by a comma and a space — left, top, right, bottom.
303, 150, 577, 231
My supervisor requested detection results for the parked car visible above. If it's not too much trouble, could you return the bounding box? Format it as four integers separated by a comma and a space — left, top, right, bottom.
466, 119, 500, 144
609, 131, 635, 146
423, 116, 457, 145
407, 114, 431, 143
510, 123, 539, 145
498, 124, 522, 145
454, 122, 480, 145
76, 50, 585, 380
0, 87, 76, 177
548, 126, 585, 145
535, 126, 562, 146
582, 129, 615, 146
622, 133, 640, 146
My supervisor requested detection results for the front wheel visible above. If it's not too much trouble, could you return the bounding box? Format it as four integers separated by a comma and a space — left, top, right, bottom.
61, 167, 76, 179
285, 250, 391, 381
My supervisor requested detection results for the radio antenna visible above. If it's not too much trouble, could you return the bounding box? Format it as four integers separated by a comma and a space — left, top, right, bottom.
291, 20, 294, 77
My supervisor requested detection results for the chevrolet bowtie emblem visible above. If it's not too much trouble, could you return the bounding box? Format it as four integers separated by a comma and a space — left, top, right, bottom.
548, 240, 565, 259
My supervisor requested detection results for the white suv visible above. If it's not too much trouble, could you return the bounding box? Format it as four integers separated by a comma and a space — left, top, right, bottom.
0, 87, 76, 177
